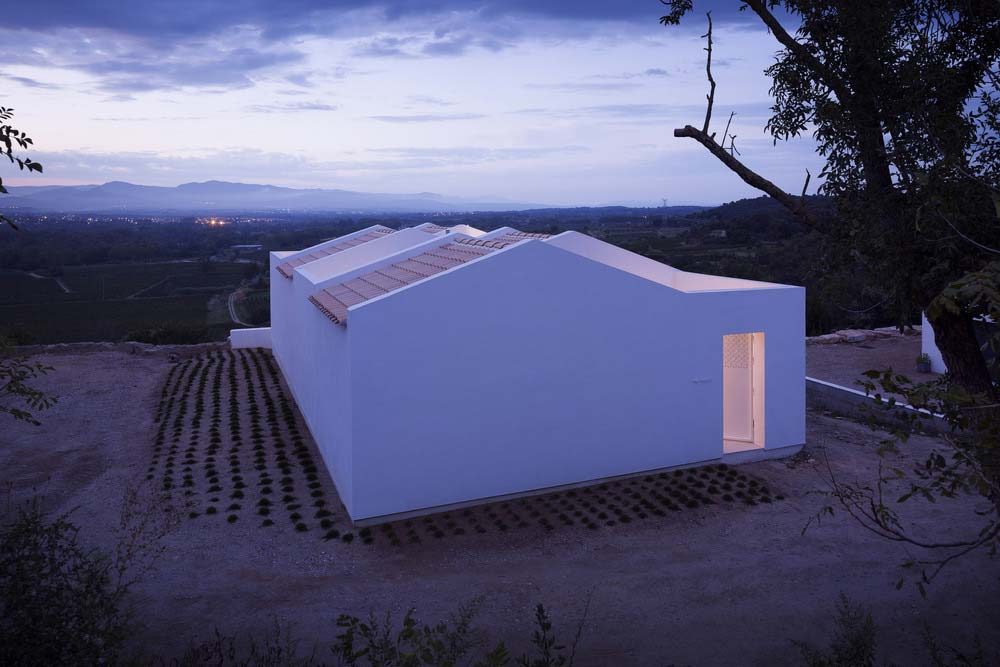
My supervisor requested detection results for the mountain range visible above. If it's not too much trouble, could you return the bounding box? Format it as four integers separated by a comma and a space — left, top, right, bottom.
0, 180, 555, 214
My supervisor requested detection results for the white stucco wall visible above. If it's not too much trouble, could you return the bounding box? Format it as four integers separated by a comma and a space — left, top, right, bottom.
230, 327, 272, 349
921, 312, 948, 373
344, 239, 805, 521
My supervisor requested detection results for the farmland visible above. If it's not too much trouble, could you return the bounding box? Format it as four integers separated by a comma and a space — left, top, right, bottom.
0, 261, 254, 343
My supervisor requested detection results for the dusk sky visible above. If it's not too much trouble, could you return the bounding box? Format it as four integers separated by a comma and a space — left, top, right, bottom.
2, 1, 825, 206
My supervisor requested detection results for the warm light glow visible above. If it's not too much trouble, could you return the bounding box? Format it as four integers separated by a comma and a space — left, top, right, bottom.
197, 216, 228, 227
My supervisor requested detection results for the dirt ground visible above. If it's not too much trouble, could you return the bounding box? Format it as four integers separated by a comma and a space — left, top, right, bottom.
806, 334, 939, 390
4, 343, 998, 666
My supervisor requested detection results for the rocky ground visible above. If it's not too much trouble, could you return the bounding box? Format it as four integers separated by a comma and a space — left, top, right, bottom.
3, 342, 997, 665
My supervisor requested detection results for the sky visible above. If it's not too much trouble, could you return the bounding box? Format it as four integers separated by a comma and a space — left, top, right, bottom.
0, 1, 826, 207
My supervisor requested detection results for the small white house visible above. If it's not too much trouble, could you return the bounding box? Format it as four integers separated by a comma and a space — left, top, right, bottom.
232, 224, 805, 525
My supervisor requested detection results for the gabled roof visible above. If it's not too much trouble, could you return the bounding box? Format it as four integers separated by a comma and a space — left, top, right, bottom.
276, 226, 395, 279
308, 235, 524, 325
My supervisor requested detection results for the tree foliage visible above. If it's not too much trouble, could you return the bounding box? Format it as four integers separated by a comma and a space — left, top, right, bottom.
0, 107, 43, 231
661, 0, 1000, 582
0, 341, 56, 425
660, 1, 1000, 394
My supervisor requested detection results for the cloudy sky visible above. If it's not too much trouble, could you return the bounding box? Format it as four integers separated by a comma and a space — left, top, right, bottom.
1, 1, 824, 206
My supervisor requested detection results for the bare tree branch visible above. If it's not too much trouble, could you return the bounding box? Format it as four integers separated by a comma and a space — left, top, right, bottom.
674, 123, 821, 229
936, 209, 1000, 254
702, 12, 716, 135
672, 14, 820, 231
722, 111, 736, 155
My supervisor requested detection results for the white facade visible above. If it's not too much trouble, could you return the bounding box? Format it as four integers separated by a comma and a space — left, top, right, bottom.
921, 312, 948, 373
244, 223, 806, 524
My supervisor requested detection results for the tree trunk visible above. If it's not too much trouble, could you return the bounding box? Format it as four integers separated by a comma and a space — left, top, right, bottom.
925, 308, 996, 399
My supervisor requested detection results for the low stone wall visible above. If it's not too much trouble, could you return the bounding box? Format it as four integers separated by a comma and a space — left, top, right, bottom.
9, 340, 228, 360
806, 376, 947, 435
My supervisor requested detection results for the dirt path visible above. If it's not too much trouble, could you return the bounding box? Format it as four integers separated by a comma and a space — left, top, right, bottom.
227, 290, 252, 326
25, 270, 72, 293
4, 346, 998, 665
127, 276, 172, 299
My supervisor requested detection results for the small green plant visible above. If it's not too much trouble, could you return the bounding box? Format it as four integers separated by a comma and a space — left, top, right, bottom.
916, 352, 933, 372
793, 594, 877, 667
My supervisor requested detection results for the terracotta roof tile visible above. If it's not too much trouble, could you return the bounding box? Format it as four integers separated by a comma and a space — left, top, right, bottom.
276, 226, 394, 278
502, 230, 551, 240
309, 240, 498, 326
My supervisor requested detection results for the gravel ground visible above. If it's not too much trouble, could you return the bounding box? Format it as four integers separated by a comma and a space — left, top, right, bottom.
3, 343, 997, 666
806, 334, 939, 389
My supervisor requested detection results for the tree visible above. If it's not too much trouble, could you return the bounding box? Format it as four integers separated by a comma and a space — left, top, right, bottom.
660, 1, 1000, 583
660, 1, 1000, 398
0, 106, 44, 230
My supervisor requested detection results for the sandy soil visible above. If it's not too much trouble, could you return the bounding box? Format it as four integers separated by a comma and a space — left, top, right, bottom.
806, 334, 939, 389
3, 344, 998, 666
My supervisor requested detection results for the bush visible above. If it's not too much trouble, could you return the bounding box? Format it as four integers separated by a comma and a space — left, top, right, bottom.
0, 486, 176, 665
0, 500, 130, 664
793, 594, 878, 667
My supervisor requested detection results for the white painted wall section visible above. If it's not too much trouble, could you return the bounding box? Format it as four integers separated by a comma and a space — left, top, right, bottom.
230, 327, 272, 349
921, 312, 948, 373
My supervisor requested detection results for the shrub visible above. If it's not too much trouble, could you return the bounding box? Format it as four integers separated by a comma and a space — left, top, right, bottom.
793, 594, 877, 667
0, 501, 129, 664
0, 488, 175, 666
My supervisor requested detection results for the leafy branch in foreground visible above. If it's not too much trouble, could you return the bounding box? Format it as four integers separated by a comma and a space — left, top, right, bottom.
0, 485, 179, 665
806, 361, 999, 592
793, 594, 992, 667
0, 340, 56, 425
177, 599, 589, 667
0, 106, 44, 231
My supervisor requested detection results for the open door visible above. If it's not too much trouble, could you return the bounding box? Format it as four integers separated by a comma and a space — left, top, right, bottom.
723, 333, 764, 452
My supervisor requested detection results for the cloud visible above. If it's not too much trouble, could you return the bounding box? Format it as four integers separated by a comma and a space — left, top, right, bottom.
369, 113, 487, 123
283, 72, 313, 87
588, 68, 672, 81
421, 34, 475, 56
526, 67, 672, 93
246, 101, 338, 113
368, 145, 588, 161
1, 2, 754, 42
525, 81, 642, 92
78, 45, 305, 92
23, 143, 587, 187
352, 35, 419, 58
0, 74, 62, 90
91, 115, 208, 122
406, 95, 455, 107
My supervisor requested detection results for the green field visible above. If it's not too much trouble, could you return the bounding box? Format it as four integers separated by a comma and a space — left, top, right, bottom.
0, 262, 252, 343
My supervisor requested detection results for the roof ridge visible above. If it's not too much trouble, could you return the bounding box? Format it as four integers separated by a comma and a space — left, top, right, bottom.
276, 227, 394, 278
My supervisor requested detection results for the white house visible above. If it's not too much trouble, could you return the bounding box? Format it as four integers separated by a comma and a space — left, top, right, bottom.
231, 223, 805, 525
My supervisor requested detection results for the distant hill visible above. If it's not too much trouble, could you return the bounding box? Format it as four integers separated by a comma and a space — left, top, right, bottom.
0, 180, 554, 214
682, 194, 833, 223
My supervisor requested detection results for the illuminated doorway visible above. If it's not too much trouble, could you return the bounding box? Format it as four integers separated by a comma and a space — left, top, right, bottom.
723, 333, 764, 453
